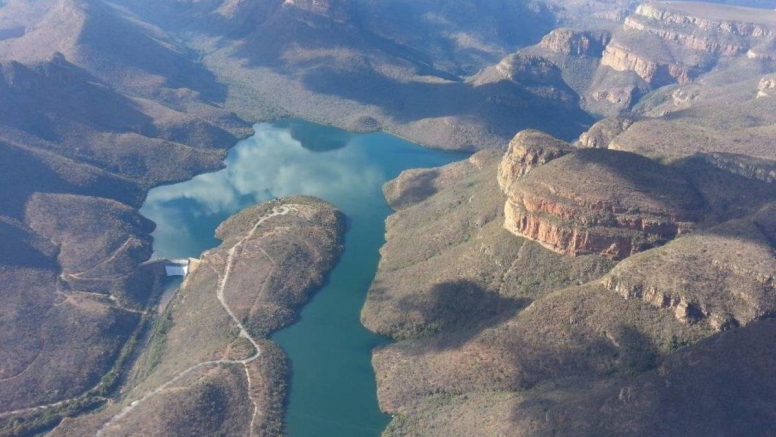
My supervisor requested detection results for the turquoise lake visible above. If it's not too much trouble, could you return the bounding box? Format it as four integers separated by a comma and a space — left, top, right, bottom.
140, 120, 467, 437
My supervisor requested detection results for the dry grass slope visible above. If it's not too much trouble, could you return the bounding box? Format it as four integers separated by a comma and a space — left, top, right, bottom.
50, 196, 344, 437
367, 141, 776, 436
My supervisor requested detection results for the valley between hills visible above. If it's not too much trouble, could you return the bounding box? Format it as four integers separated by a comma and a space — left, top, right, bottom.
1, 0, 776, 436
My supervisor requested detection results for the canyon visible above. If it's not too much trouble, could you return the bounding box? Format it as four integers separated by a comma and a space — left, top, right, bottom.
364, 122, 776, 436
1, 0, 776, 436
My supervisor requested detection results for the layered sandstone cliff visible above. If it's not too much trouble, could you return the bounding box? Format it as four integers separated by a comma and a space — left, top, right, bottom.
699, 152, 776, 184
498, 132, 706, 259
496, 129, 573, 190
623, 5, 756, 55
600, 40, 698, 85
600, 2, 776, 85
634, 3, 775, 38
538, 28, 611, 56
603, 205, 776, 331
366, 131, 776, 437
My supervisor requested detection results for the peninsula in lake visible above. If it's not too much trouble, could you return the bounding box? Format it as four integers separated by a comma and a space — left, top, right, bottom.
54, 196, 345, 437
1, 0, 776, 436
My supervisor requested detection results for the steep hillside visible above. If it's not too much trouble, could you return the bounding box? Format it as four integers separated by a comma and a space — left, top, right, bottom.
0, 1, 249, 434
51, 197, 344, 437
610, 71, 776, 159
512, 1, 776, 164
1, 0, 775, 435
0, 58, 232, 189
519, 1, 776, 115
109, 0, 596, 149
0, 194, 154, 434
0, 0, 590, 433
363, 129, 776, 436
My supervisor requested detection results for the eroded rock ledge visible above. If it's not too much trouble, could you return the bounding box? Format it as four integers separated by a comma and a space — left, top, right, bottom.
366, 137, 776, 437
539, 28, 611, 56
603, 205, 776, 331
497, 129, 574, 190
595, 1, 776, 93
498, 131, 705, 259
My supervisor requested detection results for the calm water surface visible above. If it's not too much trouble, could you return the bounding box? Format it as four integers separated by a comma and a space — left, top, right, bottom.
140, 120, 466, 437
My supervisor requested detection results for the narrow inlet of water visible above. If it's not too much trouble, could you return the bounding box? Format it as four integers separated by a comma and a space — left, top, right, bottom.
140, 119, 467, 436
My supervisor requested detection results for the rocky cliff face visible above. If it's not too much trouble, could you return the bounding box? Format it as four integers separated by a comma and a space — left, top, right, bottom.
555, 1, 776, 114
366, 133, 776, 436
587, 85, 645, 110
600, 41, 696, 85
634, 3, 775, 38
600, 2, 776, 85
624, 6, 751, 55
759, 73, 776, 97
603, 206, 776, 331
699, 152, 776, 184
539, 28, 611, 56
491, 54, 564, 84
497, 129, 573, 191
499, 133, 706, 259
576, 116, 635, 149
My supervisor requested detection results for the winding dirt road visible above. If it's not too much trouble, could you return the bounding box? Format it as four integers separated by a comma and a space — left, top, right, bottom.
93, 205, 294, 436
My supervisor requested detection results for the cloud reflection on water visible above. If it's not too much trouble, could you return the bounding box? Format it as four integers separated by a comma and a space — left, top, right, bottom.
141, 123, 384, 258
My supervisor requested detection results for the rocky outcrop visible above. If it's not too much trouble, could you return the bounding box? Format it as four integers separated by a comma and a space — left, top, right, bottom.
699, 152, 776, 184
539, 28, 611, 56
598, 2, 776, 89
748, 37, 776, 59
758, 73, 776, 97
588, 87, 643, 109
600, 41, 696, 85
576, 116, 635, 149
623, 12, 748, 56
499, 141, 706, 259
471, 54, 581, 109
603, 206, 776, 330
363, 123, 776, 437
363, 146, 615, 341
748, 49, 776, 60
592, 8, 631, 24
497, 130, 573, 191
634, 3, 775, 38
490, 54, 563, 84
